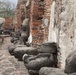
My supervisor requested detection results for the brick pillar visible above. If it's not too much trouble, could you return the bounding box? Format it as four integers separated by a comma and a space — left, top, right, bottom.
30, 0, 45, 47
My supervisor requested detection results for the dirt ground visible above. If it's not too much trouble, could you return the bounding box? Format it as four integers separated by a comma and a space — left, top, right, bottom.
0, 37, 29, 75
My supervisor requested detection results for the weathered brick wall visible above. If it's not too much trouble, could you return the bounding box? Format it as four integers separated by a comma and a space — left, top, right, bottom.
14, 5, 22, 30
15, 0, 53, 47
14, 0, 31, 31
14, 0, 26, 30
30, 0, 45, 47
4, 17, 13, 29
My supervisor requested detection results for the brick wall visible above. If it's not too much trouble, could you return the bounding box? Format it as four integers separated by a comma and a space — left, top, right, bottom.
14, 0, 53, 47
30, 0, 53, 47
14, 0, 26, 31
16, 9, 22, 29
14, 0, 31, 31
30, 0, 45, 47
4, 17, 13, 29
14, 0, 54, 47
